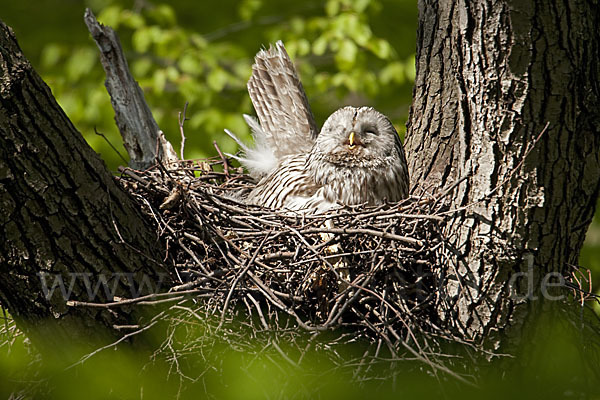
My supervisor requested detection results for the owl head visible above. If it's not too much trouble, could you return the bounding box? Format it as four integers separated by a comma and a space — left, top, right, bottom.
311, 106, 402, 168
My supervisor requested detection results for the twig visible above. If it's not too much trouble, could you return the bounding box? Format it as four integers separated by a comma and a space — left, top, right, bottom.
66, 289, 213, 308
66, 320, 158, 370
178, 102, 189, 160
213, 140, 229, 176
218, 232, 270, 330
94, 127, 128, 164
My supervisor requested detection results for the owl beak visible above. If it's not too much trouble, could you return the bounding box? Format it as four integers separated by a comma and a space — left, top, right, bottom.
348, 131, 356, 149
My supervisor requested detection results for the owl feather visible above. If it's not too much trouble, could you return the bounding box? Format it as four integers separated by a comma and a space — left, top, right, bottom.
227, 42, 409, 212
226, 41, 318, 179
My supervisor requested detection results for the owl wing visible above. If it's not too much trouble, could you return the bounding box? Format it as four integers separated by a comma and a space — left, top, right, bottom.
248, 41, 318, 158
225, 41, 318, 178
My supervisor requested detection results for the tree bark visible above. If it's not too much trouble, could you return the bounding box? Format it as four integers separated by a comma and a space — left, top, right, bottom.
0, 20, 171, 356
405, 0, 600, 342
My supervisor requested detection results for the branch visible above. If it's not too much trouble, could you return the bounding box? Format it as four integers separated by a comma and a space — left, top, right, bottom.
84, 8, 177, 170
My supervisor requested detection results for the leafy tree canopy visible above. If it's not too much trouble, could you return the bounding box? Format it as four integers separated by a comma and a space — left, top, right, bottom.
3, 0, 417, 168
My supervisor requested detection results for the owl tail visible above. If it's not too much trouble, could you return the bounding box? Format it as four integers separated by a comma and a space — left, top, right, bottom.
224, 115, 278, 178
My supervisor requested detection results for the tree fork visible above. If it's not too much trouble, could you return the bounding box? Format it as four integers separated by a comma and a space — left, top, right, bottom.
0, 0, 598, 360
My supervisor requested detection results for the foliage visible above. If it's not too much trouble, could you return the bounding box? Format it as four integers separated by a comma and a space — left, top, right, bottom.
2, 0, 416, 169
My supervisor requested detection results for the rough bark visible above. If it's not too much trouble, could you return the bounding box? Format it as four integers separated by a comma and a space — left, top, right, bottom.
0, 19, 171, 355
405, 0, 600, 342
84, 9, 177, 170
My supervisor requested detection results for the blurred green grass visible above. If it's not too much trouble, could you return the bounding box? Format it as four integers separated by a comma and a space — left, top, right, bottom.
1, 307, 599, 398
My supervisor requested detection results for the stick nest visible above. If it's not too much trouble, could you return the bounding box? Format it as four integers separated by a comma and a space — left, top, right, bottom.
118, 158, 470, 382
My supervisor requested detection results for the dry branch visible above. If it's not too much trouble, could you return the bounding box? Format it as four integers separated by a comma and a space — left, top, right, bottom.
84, 8, 177, 170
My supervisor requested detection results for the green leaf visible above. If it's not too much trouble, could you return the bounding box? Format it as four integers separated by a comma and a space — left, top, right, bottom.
296, 39, 311, 56
207, 68, 228, 92
97, 5, 123, 28
40, 44, 64, 68
166, 66, 180, 82
132, 26, 158, 52
150, 4, 177, 26
333, 13, 359, 37
360, 71, 378, 96
291, 17, 306, 34
368, 38, 393, 59
120, 10, 145, 29
350, 23, 372, 47
83, 88, 110, 122
353, 0, 371, 13
132, 58, 153, 78
190, 33, 208, 49
65, 48, 97, 81
312, 36, 329, 56
380, 61, 405, 85
178, 53, 202, 75
239, 0, 263, 20
314, 72, 331, 92
153, 69, 167, 93
335, 39, 357, 70
325, 0, 340, 17
179, 79, 204, 103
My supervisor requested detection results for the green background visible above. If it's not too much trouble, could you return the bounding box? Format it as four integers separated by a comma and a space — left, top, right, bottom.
1, 0, 599, 397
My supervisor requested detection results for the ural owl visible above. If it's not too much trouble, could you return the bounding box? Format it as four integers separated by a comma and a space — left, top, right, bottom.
226, 41, 409, 212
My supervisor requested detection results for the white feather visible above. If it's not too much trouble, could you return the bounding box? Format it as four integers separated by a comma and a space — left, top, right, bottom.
223, 118, 278, 178
242, 114, 263, 139
224, 129, 250, 153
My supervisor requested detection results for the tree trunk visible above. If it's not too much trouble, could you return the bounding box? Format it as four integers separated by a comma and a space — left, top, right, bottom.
0, 20, 171, 356
405, 0, 600, 342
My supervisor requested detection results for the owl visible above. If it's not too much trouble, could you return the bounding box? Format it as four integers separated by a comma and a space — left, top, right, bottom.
226, 41, 409, 213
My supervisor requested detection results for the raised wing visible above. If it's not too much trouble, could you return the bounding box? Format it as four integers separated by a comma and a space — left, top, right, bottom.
247, 41, 318, 159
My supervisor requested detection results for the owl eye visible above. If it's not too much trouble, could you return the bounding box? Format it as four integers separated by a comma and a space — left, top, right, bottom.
364, 127, 378, 136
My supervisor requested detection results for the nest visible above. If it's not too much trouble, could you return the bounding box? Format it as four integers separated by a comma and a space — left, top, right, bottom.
117, 157, 474, 384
